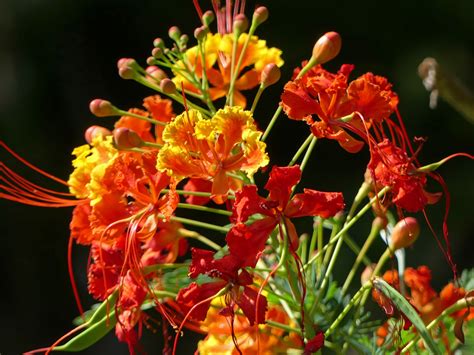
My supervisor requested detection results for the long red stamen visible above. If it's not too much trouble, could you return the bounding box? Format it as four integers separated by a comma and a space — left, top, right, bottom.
68, 235, 85, 318
192, 0, 203, 20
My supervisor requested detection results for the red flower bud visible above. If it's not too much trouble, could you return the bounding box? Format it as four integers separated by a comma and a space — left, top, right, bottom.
390, 217, 420, 250
260, 63, 281, 88
113, 127, 144, 149
84, 125, 111, 143
168, 26, 181, 41
146, 66, 167, 82
312, 31, 342, 65
89, 99, 119, 117
253, 6, 269, 26
117, 58, 139, 80
153, 37, 165, 49
152, 47, 163, 59
160, 78, 176, 94
202, 10, 215, 27
194, 26, 208, 41
361, 263, 377, 286
233, 14, 248, 35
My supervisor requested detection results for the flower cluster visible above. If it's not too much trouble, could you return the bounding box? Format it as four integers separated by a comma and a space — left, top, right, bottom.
1, 1, 473, 354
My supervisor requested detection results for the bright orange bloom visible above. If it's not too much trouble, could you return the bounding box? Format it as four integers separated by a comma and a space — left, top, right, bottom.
281, 63, 398, 153
157, 106, 268, 199
198, 300, 299, 355
173, 33, 283, 107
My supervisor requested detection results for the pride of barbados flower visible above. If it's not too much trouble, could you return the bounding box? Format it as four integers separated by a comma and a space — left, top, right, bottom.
1, 1, 473, 355
157, 106, 268, 198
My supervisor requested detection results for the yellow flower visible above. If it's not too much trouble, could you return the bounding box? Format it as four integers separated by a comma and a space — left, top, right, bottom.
68, 135, 117, 201
157, 106, 268, 198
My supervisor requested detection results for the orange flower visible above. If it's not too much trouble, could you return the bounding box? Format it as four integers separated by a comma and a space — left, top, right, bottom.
157, 106, 268, 199
198, 299, 298, 355
173, 33, 283, 107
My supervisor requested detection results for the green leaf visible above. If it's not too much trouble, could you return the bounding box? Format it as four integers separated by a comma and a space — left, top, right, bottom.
373, 278, 441, 355
52, 292, 118, 352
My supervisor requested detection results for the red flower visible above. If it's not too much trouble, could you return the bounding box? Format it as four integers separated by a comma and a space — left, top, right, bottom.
366, 139, 441, 212
176, 248, 267, 325
227, 165, 344, 267
281, 63, 398, 153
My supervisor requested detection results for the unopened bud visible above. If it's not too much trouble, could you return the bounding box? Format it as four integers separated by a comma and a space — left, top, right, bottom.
113, 127, 144, 149
89, 99, 119, 117
117, 58, 139, 80
152, 47, 163, 59
390, 217, 420, 250
153, 38, 165, 49
160, 78, 176, 94
194, 25, 208, 41
202, 10, 215, 27
312, 31, 342, 65
253, 6, 269, 26
168, 26, 181, 42
361, 263, 377, 286
146, 57, 157, 66
179, 34, 189, 45
85, 125, 111, 144
146, 66, 167, 82
233, 14, 248, 35
260, 63, 281, 88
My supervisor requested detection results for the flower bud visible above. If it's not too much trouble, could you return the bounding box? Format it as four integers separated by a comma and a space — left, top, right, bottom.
89, 99, 119, 117
361, 263, 377, 286
146, 66, 167, 82
179, 34, 189, 45
312, 31, 342, 65
153, 37, 165, 49
146, 57, 157, 66
233, 14, 248, 35
202, 10, 214, 27
84, 125, 111, 144
253, 6, 269, 26
194, 25, 208, 41
152, 47, 163, 59
390, 217, 420, 250
168, 26, 181, 42
160, 78, 176, 94
113, 127, 144, 149
117, 58, 139, 80
260, 63, 281, 88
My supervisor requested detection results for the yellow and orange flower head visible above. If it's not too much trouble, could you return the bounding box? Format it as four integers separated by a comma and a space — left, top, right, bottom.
68, 134, 117, 200
157, 106, 269, 200
172, 33, 283, 108
198, 298, 298, 355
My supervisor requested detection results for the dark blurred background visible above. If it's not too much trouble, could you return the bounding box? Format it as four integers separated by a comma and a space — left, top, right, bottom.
0, 0, 473, 353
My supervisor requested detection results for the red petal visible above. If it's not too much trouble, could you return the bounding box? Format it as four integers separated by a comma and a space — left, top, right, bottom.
281, 81, 321, 120
183, 178, 212, 205
265, 165, 301, 209
176, 281, 226, 321
189, 248, 215, 278
304, 331, 325, 354
226, 218, 277, 267
237, 286, 268, 325
286, 189, 345, 218
231, 185, 270, 223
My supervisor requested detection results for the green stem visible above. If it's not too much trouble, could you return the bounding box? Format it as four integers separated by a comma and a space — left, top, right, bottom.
177, 202, 231, 216
261, 106, 283, 142
116, 109, 166, 126
178, 228, 222, 251
289, 133, 314, 166
305, 186, 390, 270
341, 221, 381, 295
169, 215, 229, 234
324, 283, 372, 338
299, 136, 317, 173
401, 296, 474, 353
250, 84, 265, 113
266, 320, 303, 335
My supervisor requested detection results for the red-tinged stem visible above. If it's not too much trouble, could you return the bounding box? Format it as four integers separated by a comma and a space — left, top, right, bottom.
68, 235, 85, 319
43, 323, 88, 355
193, 0, 203, 20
